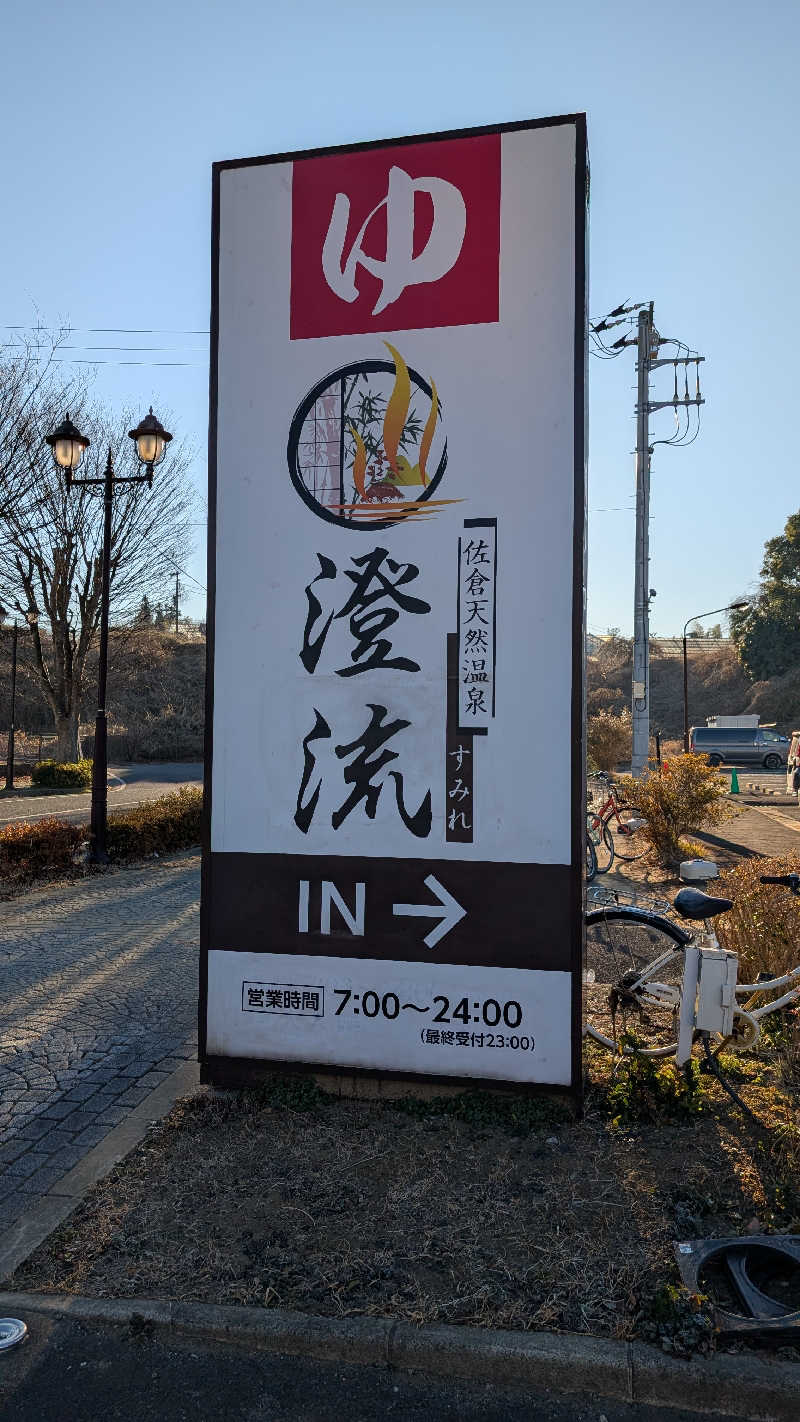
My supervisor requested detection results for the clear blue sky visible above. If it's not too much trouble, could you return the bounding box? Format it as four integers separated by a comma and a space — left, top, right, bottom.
1, 0, 797, 633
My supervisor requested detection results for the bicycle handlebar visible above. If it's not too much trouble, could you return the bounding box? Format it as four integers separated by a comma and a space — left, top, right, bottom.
760, 873, 800, 897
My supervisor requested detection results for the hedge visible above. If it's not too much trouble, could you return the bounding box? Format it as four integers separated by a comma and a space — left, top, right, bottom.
0, 786, 203, 887
107, 786, 202, 858
32, 759, 93, 789
0, 816, 84, 882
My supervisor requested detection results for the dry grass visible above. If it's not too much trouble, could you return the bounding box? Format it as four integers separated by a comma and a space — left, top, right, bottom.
716, 852, 800, 981
8, 1044, 800, 1344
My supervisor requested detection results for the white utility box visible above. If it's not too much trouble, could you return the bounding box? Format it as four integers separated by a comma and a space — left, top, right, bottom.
695, 948, 738, 1037
680, 859, 719, 881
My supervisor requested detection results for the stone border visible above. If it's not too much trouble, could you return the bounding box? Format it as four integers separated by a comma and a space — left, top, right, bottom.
0, 1289, 798, 1419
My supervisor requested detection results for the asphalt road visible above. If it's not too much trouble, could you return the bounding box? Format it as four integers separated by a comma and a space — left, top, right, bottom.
0, 1316, 746, 1422
0, 763, 203, 828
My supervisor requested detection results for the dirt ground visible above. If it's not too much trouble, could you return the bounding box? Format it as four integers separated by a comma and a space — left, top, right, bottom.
8, 1036, 800, 1348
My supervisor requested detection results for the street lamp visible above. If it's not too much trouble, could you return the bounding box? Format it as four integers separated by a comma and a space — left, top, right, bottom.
45, 409, 172, 862
682, 601, 750, 752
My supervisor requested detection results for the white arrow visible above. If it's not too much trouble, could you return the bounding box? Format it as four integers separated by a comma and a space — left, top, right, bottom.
392, 874, 467, 949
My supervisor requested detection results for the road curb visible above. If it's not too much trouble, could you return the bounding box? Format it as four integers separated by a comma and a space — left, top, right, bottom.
0, 1290, 798, 1418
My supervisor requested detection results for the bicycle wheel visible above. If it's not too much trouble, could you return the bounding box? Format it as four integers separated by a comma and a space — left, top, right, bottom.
586, 835, 597, 883
587, 812, 614, 873
607, 805, 647, 862
583, 905, 690, 1055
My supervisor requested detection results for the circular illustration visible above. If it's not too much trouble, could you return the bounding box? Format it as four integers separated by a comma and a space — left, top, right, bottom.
287, 343, 450, 531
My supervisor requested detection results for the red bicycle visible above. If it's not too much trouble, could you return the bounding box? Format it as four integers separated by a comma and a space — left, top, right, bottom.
587, 773, 647, 870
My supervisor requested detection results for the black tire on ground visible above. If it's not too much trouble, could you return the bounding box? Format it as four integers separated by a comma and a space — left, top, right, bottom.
587, 814, 614, 873
586, 836, 597, 882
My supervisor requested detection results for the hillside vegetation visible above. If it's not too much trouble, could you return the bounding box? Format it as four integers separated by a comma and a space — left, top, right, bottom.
0, 627, 205, 762
1, 624, 797, 763
588, 635, 799, 738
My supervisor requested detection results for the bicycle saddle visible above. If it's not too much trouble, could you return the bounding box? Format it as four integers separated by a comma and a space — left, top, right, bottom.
673, 887, 734, 922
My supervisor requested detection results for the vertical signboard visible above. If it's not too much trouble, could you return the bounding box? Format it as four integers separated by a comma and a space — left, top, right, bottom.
202, 115, 587, 1092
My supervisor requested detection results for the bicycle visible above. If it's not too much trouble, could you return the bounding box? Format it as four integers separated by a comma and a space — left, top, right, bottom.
587, 772, 646, 871
583, 873, 800, 1060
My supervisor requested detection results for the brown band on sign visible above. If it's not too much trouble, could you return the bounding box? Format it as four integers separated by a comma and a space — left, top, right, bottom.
206, 851, 571, 973
446, 632, 473, 843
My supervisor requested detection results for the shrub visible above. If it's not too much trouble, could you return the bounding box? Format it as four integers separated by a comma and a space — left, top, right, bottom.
716, 852, 800, 982
107, 786, 202, 859
616, 754, 733, 868
0, 816, 84, 883
587, 708, 632, 772
32, 758, 93, 789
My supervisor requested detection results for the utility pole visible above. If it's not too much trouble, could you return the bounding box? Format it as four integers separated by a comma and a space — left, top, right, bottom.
631, 306, 653, 778
592, 301, 705, 778
174, 570, 179, 636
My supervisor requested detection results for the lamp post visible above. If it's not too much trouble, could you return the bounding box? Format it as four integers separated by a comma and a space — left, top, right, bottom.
4, 610, 40, 791
682, 601, 750, 752
45, 409, 172, 861
5, 620, 17, 792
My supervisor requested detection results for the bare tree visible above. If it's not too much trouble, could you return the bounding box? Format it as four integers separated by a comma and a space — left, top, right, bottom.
0, 328, 75, 522
0, 362, 195, 761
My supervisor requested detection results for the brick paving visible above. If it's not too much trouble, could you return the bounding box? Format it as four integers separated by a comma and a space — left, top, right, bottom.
0, 853, 199, 1231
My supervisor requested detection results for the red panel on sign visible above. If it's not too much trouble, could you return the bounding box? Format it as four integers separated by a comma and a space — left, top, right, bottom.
290, 134, 501, 340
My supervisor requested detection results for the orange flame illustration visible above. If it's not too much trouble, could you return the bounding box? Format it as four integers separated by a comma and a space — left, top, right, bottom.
417, 375, 438, 486
382, 341, 411, 474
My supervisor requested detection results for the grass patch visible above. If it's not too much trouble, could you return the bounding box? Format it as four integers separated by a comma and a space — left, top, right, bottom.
387, 1089, 572, 1135
604, 1039, 706, 1126
637, 1282, 717, 1358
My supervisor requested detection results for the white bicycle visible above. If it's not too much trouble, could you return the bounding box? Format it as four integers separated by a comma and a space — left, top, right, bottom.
584, 873, 800, 1061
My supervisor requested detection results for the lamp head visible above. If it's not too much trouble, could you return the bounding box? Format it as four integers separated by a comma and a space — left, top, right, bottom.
45, 413, 90, 479
128, 408, 172, 470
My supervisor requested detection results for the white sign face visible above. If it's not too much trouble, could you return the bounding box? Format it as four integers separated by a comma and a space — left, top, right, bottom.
202, 117, 587, 1092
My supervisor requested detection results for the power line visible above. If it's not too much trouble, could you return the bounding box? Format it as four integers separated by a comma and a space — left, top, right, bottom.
50, 359, 205, 368
2, 325, 209, 335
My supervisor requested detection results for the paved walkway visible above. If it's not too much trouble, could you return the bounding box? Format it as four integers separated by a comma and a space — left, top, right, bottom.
696, 801, 800, 861
0, 854, 199, 1232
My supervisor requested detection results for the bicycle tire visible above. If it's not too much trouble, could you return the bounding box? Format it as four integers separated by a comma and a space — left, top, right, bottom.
587, 812, 614, 873
606, 804, 647, 862
583, 904, 691, 1056
586, 835, 597, 883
